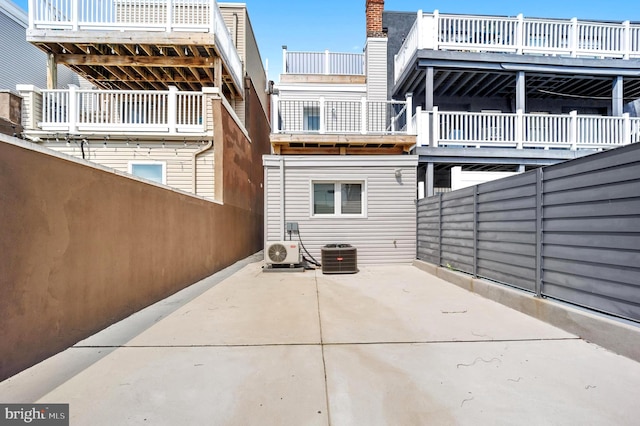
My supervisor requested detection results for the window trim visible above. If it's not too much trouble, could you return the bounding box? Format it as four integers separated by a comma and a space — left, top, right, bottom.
128, 160, 167, 185
310, 179, 367, 218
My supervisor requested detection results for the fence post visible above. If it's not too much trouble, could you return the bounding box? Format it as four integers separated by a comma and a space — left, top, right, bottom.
324, 50, 330, 75
516, 14, 524, 54
570, 18, 578, 57
271, 93, 279, 134
72, 0, 79, 31
438, 192, 443, 266
319, 97, 326, 134
28, 0, 35, 29
516, 108, 524, 149
416, 10, 424, 49
416, 106, 423, 145
166, 0, 173, 32
406, 92, 413, 134
432, 106, 439, 147
68, 85, 78, 134
623, 21, 631, 60
281, 45, 288, 74
473, 185, 478, 278
569, 110, 578, 150
168, 86, 178, 134
432, 10, 440, 50
623, 112, 631, 145
535, 167, 544, 297
361, 97, 367, 134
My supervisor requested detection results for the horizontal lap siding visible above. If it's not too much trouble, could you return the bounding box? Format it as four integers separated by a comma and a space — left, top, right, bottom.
542, 146, 640, 322
265, 167, 282, 242
266, 163, 416, 264
42, 141, 215, 199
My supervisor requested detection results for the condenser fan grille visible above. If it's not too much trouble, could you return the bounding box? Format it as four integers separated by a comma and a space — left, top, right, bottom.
268, 243, 288, 263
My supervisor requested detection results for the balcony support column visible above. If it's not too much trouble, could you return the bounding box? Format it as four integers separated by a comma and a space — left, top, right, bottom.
516, 71, 526, 112
425, 67, 434, 111
426, 162, 435, 197
47, 53, 57, 90
612, 76, 624, 117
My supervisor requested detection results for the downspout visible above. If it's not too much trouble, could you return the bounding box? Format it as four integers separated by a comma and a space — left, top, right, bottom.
233, 13, 239, 47
192, 140, 213, 195
280, 156, 285, 241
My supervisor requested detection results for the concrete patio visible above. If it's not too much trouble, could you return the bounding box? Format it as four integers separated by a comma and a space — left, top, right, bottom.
1, 253, 639, 425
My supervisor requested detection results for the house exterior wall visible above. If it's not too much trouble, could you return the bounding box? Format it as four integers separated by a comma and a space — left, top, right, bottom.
220, 4, 268, 124
243, 12, 268, 115
0, 0, 80, 91
264, 155, 418, 264
383, 11, 416, 100
36, 140, 216, 199
365, 37, 388, 102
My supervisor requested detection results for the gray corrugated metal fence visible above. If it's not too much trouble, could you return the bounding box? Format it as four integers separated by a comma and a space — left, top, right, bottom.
417, 143, 640, 322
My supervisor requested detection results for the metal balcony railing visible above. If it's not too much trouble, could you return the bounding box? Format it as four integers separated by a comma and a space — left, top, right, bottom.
271, 97, 412, 135
37, 86, 206, 134
414, 108, 640, 149
395, 10, 640, 82
28, 0, 243, 92
282, 48, 365, 75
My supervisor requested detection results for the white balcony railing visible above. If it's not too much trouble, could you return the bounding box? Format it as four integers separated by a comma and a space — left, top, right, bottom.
271, 96, 412, 135
283, 48, 365, 75
415, 108, 640, 149
39, 86, 205, 134
395, 10, 640, 82
28, 0, 243, 92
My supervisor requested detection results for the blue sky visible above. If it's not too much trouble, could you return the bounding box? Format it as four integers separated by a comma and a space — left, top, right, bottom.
11, 0, 640, 81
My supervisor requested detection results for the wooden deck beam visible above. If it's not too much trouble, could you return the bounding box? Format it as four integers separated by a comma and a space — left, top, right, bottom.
57, 54, 215, 68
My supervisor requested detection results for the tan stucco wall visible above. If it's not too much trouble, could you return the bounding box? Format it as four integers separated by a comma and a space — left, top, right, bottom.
0, 84, 270, 381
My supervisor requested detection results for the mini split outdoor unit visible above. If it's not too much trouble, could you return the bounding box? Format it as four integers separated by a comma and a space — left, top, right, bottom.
321, 244, 358, 274
265, 241, 301, 265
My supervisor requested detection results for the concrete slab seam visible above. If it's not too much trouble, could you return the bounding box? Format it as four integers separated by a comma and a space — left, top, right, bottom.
315, 270, 332, 425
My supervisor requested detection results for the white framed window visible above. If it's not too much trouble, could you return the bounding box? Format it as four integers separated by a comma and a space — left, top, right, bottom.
128, 161, 166, 184
311, 180, 366, 217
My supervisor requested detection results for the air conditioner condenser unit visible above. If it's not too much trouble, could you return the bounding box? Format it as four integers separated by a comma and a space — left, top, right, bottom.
265, 241, 301, 265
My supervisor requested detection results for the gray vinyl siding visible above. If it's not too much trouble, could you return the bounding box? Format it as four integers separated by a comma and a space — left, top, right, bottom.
42, 140, 216, 200
365, 38, 388, 102
264, 156, 418, 264
0, 3, 81, 91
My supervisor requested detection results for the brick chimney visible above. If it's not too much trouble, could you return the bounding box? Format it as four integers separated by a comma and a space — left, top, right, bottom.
366, 0, 386, 38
